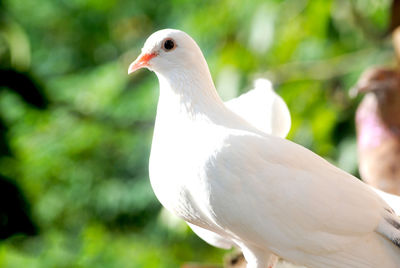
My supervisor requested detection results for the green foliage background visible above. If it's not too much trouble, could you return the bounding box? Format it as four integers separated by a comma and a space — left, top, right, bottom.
0, 0, 396, 267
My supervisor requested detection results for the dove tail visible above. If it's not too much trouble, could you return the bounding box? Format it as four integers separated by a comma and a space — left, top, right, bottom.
387, 219, 400, 247
377, 210, 400, 248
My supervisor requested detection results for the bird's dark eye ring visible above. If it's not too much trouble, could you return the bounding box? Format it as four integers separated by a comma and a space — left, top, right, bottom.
163, 39, 175, 51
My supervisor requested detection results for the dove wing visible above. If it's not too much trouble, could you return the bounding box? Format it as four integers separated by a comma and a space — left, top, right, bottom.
203, 132, 400, 267
191, 79, 291, 250
225, 79, 291, 138
371, 187, 400, 215
187, 222, 234, 249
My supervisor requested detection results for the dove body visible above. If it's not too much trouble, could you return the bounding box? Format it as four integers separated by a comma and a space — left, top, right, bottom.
129, 29, 400, 268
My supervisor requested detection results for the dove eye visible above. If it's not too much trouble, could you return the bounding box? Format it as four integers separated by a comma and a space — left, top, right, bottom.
162, 39, 176, 52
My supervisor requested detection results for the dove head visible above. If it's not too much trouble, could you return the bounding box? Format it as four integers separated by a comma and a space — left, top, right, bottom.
128, 29, 224, 116
355, 68, 400, 129
128, 29, 210, 76
353, 68, 400, 96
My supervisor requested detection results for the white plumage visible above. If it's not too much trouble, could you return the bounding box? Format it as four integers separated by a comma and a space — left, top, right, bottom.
188, 78, 290, 267
128, 29, 400, 268
225, 78, 291, 138
372, 187, 400, 216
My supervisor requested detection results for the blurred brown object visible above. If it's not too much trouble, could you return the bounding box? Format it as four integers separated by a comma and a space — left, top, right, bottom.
351, 1, 400, 197
224, 251, 246, 268
354, 26, 400, 195
354, 66, 400, 194
355, 27, 400, 195
394, 27, 400, 64
389, 0, 400, 34
181, 251, 246, 268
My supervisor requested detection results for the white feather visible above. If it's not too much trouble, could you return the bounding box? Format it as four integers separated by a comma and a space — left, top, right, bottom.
225, 79, 291, 138
187, 222, 234, 249
371, 187, 400, 215
188, 78, 290, 251
130, 29, 400, 268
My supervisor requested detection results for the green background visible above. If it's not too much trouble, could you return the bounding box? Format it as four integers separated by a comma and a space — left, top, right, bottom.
0, 0, 396, 267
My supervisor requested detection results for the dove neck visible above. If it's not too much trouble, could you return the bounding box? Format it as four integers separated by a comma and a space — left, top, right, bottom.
155, 68, 227, 120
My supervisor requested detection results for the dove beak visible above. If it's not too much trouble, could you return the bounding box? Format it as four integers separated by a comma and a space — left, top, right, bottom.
349, 81, 370, 98
128, 52, 157, 74
349, 85, 360, 98
349, 81, 373, 98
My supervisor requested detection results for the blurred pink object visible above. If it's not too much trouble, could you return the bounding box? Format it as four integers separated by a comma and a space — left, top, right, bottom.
355, 67, 400, 194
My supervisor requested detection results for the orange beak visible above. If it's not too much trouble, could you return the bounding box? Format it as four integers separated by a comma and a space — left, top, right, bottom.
128, 52, 157, 74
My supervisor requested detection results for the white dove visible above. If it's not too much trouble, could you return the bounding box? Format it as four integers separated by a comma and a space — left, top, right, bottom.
188, 81, 400, 268
207, 80, 400, 268
188, 78, 290, 267
128, 29, 400, 268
